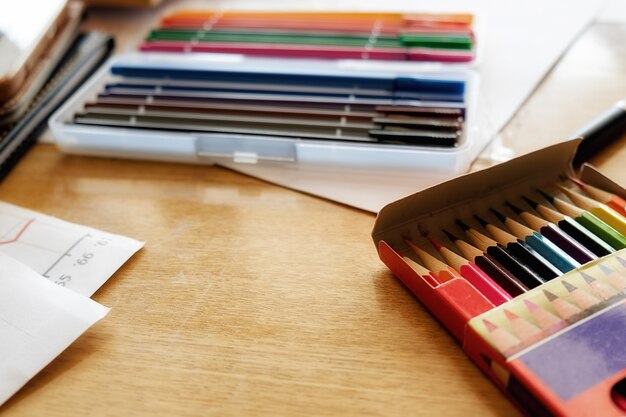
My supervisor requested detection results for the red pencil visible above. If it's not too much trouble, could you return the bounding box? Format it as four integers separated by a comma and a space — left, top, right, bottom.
140, 41, 408, 60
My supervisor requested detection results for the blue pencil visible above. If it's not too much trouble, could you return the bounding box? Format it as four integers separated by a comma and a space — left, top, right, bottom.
489, 208, 579, 273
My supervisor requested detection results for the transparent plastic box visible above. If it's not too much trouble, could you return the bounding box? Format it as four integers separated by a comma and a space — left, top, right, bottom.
50, 52, 481, 175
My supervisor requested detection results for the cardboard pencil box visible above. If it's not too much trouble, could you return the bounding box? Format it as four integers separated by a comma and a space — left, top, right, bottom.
371, 138, 626, 417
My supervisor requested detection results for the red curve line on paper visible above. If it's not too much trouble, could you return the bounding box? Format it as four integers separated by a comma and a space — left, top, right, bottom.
0, 218, 35, 245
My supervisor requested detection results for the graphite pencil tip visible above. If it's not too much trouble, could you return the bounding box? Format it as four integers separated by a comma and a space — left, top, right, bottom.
522, 196, 539, 209
489, 208, 507, 223
505, 202, 523, 215
537, 189, 555, 203
473, 215, 489, 228
456, 219, 471, 231
443, 229, 459, 242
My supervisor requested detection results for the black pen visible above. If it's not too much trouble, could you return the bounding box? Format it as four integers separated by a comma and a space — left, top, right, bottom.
571, 99, 626, 166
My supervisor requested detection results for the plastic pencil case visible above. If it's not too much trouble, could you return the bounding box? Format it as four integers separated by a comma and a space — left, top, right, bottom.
372, 139, 626, 417
49, 52, 480, 175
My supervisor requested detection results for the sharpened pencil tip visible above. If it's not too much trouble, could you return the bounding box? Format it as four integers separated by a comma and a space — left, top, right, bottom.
455, 219, 470, 231
489, 208, 507, 223
426, 235, 442, 250
473, 215, 488, 227
522, 195, 538, 209
505, 201, 523, 215
442, 229, 459, 242
537, 189, 554, 203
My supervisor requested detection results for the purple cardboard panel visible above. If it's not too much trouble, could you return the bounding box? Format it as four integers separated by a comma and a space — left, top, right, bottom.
520, 301, 626, 401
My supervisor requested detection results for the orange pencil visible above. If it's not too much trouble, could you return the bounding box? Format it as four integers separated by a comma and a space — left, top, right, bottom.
405, 239, 460, 282
557, 185, 626, 235
568, 176, 626, 217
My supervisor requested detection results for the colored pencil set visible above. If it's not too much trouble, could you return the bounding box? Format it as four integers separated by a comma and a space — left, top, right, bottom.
140, 10, 476, 63
66, 58, 469, 148
372, 140, 626, 416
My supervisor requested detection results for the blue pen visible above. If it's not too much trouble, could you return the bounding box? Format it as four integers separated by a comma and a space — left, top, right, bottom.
110, 64, 465, 102
490, 208, 580, 273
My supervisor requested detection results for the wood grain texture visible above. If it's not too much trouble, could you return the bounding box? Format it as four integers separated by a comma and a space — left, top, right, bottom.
1, 4, 625, 417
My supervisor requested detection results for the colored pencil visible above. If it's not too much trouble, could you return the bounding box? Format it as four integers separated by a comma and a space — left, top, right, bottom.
146, 29, 475, 51
78, 65, 468, 147
426, 235, 511, 305
444, 229, 528, 296
74, 107, 459, 146
405, 240, 460, 282
538, 190, 626, 250
92, 95, 464, 119
557, 185, 626, 235
402, 256, 440, 286
109, 63, 466, 102
506, 201, 596, 263
146, 10, 476, 63
567, 177, 626, 217
522, 196, 614, 257
456, 220, 545, 289
489, 208, 579, 273
473, 215, 561, 281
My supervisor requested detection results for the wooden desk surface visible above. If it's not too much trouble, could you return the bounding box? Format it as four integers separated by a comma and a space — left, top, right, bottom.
1, 5, 626, 417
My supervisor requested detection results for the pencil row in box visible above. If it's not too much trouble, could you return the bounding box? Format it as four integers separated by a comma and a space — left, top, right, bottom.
140, 10, 478, 63
49, 53, 479, 174
371, 139, 626, 417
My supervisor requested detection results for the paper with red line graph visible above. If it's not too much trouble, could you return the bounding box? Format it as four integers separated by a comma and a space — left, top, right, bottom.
0, 252, 109, 405
0, 201, 144, 296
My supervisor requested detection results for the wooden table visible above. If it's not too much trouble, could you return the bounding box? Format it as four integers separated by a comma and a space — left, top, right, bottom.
1, 5, 626, 417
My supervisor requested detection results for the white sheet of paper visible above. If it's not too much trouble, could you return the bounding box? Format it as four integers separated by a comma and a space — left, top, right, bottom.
213, 0, 601, 212
0, 201, 143, 296
0, 252, 109, 405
